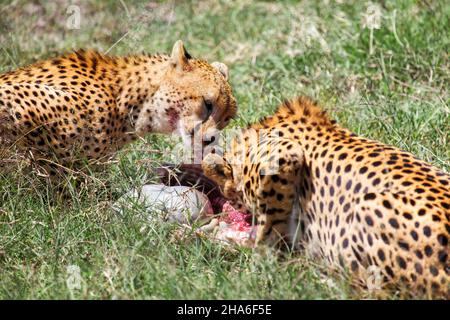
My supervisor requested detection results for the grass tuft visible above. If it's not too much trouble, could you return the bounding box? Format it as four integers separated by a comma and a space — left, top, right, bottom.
0, 0, 448, 299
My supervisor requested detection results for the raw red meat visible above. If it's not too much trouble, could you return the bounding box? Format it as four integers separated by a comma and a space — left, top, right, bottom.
156, 163, 255, 244
221, 201, 252, 231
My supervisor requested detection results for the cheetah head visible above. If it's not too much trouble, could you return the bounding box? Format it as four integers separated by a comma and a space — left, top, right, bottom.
202, 152, 248, 213
135, 40, 237, 146
202, 128, 304, 216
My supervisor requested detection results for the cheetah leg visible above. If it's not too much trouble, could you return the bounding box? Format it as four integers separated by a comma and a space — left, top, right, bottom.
246, 139, 303, 248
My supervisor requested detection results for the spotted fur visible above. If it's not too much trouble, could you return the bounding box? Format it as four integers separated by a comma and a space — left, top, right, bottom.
0, 41, 236, 176
203, 97, 449, 297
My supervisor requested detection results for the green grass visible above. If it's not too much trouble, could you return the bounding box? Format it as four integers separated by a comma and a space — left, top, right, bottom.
0, 0, 449, 299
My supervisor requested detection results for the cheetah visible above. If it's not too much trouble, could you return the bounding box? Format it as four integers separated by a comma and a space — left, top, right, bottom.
0, 40, 236, 177
203, 97, 449, 298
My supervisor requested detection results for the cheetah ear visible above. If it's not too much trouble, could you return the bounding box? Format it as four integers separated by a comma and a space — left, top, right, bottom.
202, 153, 232, 185
170, 40, 191, 71
211, 61, 229, 80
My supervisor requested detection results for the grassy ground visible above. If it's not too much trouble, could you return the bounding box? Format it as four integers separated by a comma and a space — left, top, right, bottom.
0, 0, 448, 299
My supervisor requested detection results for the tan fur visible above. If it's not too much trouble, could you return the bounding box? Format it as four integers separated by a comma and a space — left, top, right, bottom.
0, 41, 237, 176
203, 96, 449, 298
